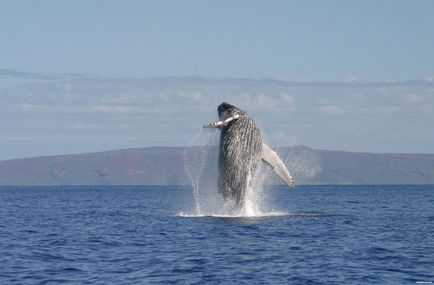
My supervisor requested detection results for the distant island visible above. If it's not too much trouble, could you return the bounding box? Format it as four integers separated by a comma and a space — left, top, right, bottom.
0, 145, 433, 185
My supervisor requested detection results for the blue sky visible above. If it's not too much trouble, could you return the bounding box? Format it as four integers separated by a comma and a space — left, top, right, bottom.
1, 0, 433, 80
0, 1, 433, 160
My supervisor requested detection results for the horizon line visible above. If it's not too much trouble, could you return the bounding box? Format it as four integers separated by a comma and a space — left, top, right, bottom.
1, 145, 433, 163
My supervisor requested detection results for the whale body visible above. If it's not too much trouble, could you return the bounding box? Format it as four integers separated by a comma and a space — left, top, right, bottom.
204, 102, 294, 207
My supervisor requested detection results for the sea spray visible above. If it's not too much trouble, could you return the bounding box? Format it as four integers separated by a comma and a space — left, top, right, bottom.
183, 146, 204, 215
182, 131, 307, 217
276, 145, 321, 182
183, 129, 271, 217
183, 129, 219, 215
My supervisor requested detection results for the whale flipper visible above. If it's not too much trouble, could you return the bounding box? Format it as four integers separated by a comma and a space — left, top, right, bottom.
261, 144, 295, 187
203, 114, 240, 128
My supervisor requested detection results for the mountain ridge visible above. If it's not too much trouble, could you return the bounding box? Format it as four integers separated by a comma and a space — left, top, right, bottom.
0, 145, 433, 186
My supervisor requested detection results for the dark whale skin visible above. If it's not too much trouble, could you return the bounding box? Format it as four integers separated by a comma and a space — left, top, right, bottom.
217, 104, 262, 207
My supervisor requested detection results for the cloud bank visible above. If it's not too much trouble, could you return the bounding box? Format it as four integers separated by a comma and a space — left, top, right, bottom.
1, 69, 433, 160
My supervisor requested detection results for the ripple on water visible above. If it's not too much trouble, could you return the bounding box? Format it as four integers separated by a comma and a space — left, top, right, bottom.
176, 210, 345, 219
1, 185, 433, 284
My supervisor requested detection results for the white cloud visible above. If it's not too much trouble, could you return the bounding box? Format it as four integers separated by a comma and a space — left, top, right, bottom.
177, 91, 203, 102
267, 132, 297, 146
89, 105, 145, 114
3, 75, 434, 159
280, 93, 294, 104
252, 94, 278, 109
317, 105, 347, 115
352, 93, 367, 103
343, 75, 360, 83
377, 106, 401, 114
279, 93, 296, 112
406, 94, 424, 104
275, 76, 313, 83
61, 83, 74, 92
230, 93, 253, 108
19, 103, 147, 114
68, 123, 132, 131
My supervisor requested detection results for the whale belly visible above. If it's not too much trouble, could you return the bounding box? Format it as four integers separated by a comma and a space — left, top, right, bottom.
218, 117, 262, 206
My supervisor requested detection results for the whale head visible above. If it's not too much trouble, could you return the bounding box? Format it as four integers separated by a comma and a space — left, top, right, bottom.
203, 102, 247, 128
217, 102, 245, 120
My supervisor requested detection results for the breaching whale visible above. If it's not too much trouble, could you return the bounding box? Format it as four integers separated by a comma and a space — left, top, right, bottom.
203, 102, 294, 208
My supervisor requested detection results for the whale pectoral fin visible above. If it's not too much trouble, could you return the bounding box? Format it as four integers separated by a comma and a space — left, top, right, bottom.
203, 120, 224, 128
261, 144, 295, 187
203, 114, 240, 128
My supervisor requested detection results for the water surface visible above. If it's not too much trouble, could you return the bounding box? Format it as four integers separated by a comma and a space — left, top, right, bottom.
0, 185, 433, 284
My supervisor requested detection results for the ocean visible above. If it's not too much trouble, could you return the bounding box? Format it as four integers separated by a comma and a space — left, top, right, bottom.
0, 185, 433, 284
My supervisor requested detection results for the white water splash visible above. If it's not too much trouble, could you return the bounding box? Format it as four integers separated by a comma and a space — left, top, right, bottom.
182, 130, 282, 218
176, 210, 289, 218
183, 129, 217, 215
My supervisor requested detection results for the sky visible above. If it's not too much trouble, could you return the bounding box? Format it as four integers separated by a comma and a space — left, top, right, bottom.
1, 0, 434, 80
0, 1, 433, 160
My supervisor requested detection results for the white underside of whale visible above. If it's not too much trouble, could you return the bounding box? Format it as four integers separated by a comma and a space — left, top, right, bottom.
261, 143, 294, 187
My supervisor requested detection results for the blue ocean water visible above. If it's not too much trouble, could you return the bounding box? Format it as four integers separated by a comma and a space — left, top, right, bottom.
0, 185, 433, 284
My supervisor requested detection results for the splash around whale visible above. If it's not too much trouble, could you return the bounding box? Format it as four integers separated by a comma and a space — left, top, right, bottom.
203, 102, 295, 211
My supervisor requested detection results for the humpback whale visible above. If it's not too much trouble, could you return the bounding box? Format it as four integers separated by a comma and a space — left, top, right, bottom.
204, 102, 294, 208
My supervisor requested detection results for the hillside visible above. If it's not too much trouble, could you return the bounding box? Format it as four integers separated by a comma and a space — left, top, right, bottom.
0, 146, 433, 185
